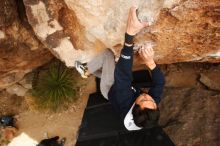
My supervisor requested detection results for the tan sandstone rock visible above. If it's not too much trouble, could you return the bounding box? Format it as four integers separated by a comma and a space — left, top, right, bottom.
23, 0, 220, 67
6, 84, 28, 97
0, 0, 54, 89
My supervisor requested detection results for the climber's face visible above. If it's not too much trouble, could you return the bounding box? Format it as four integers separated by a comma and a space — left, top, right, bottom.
135, 93, 157, 110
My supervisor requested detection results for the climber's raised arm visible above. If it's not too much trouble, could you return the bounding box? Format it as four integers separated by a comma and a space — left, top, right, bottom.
138, 45, 165, 104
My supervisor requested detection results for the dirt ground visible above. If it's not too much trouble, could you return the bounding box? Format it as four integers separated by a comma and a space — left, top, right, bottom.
1, 74, 96, 146
15, 77, 96, 146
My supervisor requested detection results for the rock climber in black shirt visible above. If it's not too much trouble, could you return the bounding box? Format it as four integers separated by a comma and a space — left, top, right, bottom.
75, 7, 165, 130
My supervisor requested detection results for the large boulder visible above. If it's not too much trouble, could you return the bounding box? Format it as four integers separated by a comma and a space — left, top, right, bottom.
0, 0, 53, 89
23, 0, 220, 66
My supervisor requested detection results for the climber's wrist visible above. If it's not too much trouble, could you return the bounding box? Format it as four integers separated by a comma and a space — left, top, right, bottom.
145, 60, 156, 70
124, 42, 133, 47
124, 33, 134, 45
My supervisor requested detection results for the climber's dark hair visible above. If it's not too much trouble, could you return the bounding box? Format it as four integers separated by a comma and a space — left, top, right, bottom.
132, 104, 160, 128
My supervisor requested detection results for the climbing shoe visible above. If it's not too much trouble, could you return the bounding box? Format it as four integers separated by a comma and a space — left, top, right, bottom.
75, 61, 89, 78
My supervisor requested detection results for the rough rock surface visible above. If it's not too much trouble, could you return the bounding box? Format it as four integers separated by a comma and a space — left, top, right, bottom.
23, 0, 220, 66
0, 90, 27, 116
161, 63, 220, 88
0, 0, 54, 90
160, 88, 220, 146
6, 84, 28, 97
200, 71, 220, 91
163, 63, 200, 88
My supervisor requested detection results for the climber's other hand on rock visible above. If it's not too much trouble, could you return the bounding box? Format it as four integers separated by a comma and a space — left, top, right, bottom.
126, 7, 148, 36
138, 45, 156, 70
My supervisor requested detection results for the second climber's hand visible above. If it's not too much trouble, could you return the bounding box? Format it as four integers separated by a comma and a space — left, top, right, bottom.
138, 45, 156, 70
126, 7, 148, 36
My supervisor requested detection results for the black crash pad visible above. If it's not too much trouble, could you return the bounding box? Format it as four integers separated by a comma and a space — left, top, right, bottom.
77, 126, 175, 146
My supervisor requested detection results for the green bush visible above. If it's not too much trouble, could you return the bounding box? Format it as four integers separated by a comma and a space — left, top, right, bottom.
32, 60, 78, 111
